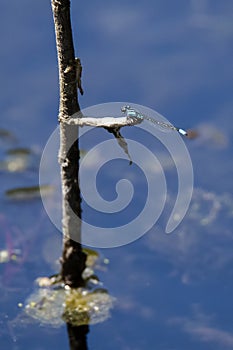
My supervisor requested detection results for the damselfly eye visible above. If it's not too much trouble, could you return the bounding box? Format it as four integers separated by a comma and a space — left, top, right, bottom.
121, 105, 131, 113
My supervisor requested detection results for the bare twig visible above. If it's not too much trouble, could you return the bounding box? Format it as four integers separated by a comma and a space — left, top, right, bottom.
51, 0, 86, 287
60, 115, 142, 128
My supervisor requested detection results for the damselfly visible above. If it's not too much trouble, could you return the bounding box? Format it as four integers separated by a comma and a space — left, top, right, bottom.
121, 105, 187, 137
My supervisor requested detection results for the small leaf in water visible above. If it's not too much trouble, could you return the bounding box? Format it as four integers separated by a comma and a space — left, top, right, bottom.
5, 185, 55, 200
6, 148, 32, 156
83, 247, 100, 267
0, 128, 17, 142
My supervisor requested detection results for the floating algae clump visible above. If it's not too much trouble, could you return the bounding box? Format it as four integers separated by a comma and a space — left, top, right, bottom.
24, 288, 65, 327
24, 286, 115, 328
23, 249, 115, 327
63, 287, 115, 326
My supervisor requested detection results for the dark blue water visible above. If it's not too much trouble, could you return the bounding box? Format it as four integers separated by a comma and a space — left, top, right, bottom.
1, 1, 233, 349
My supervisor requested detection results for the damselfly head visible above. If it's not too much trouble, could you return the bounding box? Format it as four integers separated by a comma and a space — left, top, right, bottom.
121, 105, 131, 113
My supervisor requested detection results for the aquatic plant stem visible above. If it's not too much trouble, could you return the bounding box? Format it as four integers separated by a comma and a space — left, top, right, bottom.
51, 0, 86, 287
67, 324, 89, 350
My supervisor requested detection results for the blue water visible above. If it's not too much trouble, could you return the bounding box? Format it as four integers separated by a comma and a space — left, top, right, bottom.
1, 1, 233, 349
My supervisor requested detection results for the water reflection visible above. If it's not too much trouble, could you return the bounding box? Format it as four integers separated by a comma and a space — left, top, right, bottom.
168, 304, 233, 349
145, 188, 233, 284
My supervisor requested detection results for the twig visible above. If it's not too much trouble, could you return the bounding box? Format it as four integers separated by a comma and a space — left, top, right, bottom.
60, 115, 142, 128
51, 0, 86, 287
